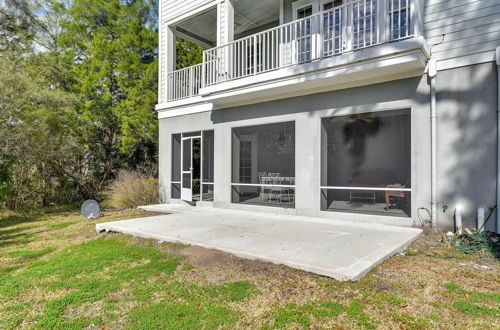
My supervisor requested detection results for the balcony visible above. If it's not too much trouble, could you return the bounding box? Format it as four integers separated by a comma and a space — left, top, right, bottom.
164, 0, 428, 108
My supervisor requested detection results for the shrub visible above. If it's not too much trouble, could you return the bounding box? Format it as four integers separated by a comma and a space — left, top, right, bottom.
0, 159, 12, 207
103, 170, 158, 209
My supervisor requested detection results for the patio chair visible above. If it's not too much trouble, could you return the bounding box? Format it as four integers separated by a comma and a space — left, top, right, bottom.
280, 177, 295, 205
258, 172, 268, 182
384, 184, 406, 210
258, 172, 267, 202
261, 177, 272, 203
270, 177, 282, 204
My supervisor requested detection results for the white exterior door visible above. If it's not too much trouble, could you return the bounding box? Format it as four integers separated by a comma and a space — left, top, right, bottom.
181, 138, 193, 202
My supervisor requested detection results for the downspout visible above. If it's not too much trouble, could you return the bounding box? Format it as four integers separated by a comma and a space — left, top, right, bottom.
429, 59, 438, 229
496, 47, 500, 234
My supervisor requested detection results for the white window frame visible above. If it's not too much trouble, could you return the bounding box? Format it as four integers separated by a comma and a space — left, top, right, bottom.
292, 0, 320, 62
388, 0, 411, 40
320, 0, 347, 56
172, 131, 214, 203
230, 121, 297, 208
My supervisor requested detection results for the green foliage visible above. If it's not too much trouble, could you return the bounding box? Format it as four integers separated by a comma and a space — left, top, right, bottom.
452, 300, 499, 317
60, 0, 159, 173
0, 302, 32, 329
391, 313, 433, 329
265, 301, 376, 329
48, 221, 76, 228
443, 282, 500, 303
176, 38, 204, 69
126, 280, 256, 328
441, 282, 500, 318
8, 247, 56, 259
0, 159, 12, 205
0, 234, 260, 328
0, 237, 178, 327
0, 0, 193, 208
128, 303, 239, 329
214, 280, 260, 302
450, 230, 500, 258
0, 35, 83, 207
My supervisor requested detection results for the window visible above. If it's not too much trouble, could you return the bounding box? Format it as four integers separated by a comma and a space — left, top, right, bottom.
232, 122, 295, 208
296, 5, 314, 63
322, 0, 344, 56
390, 0, 410, 40
239, 141, 252, 183
321, 110, 411, 217
353, 0, 377, 49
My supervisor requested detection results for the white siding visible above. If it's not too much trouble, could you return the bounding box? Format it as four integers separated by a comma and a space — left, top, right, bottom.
424, 0, 500, 61
162, 0, 218, 24
159, 0, 222, 103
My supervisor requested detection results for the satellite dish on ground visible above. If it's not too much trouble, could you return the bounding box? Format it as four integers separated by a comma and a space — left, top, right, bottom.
81, 200, 101, 219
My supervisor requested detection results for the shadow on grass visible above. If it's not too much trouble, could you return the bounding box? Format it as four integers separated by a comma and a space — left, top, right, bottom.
0, 204, 79, 229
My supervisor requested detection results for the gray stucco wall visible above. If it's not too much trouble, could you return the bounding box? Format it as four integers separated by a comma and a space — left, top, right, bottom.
160, 75, 433, 227
159, 62, 498, 229
436, 62, 498, 231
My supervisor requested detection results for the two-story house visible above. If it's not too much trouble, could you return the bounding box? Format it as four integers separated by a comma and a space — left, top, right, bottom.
156, 0, 500, 231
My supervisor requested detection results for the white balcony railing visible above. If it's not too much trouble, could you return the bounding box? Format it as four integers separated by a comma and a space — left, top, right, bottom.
167, 63, 203, 101
167, 0, 414, 102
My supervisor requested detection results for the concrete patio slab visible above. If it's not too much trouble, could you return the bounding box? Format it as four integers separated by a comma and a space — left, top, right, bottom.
96, 205, 421, 281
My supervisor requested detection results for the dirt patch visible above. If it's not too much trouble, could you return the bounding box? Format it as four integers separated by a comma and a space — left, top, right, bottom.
170, 245, 235, 267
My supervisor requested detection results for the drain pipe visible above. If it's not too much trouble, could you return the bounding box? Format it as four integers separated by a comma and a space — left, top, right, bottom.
429, 60, 438, 229
496, 47, 500, 234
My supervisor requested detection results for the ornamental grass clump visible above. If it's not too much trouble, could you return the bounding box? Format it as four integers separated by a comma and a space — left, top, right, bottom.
103, 170, 158, 209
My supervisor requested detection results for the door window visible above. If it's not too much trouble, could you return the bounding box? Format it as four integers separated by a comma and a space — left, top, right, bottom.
296, 5, 313, 63
182, 138, 192, 190
322, 0, 344, 56
390, 0, 410, 40
353, 0, 377, 49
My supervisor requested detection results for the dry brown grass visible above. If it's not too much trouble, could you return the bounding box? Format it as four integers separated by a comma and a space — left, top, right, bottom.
0, 208, 499, 329
102, 170, 158, 209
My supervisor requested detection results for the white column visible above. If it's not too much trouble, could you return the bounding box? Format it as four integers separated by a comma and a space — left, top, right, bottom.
412, 0, 424, 37
214, 125, 232, 207
158, 7, 165, 104
217, 0, 234, 46
216, 0, 234, 82
163, 25, 176, 103
295, 115, 321, 217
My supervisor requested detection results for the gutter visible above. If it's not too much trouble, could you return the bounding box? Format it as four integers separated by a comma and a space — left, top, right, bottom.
429, 59, 438, 229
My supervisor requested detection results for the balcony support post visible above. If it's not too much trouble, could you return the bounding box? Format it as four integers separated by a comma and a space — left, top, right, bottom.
377, 0, 388, 44
164, 25, 177, 102
217, 0, 234, 46
217, 0, 234, 82
345, 2, 353, 52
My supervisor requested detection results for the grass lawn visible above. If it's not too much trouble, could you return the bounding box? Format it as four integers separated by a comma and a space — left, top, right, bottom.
0, 208, 498, 329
